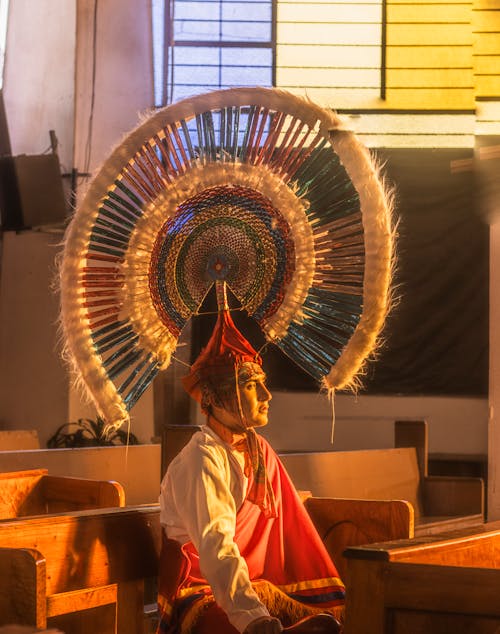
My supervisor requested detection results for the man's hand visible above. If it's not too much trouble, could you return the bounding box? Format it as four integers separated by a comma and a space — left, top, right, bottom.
244, 615, 283, 634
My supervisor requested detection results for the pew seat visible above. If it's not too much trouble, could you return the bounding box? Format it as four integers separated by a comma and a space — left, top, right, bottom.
343, 520, 500, 634
0, 469, 125, 520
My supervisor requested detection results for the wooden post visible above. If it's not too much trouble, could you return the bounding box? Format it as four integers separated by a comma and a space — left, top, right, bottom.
394, 420, 428, 478
154, 322, 194, 478
487, 142, 500, 521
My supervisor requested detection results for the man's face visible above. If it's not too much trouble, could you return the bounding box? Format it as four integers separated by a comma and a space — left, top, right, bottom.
211, 368, 272, 429
238, 372, 272, 428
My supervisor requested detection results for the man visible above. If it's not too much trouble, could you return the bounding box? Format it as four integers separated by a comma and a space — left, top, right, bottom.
158, 306, 345, 634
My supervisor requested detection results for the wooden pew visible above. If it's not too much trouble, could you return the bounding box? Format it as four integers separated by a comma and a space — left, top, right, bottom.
0, 425, 418, 630
0, 627, 62, 633
0, 498, 413, 632
303, 497, 413, 580
163, 424, 414, 579
280, 420, 484, 536
0, 505, 161, 633
0, 469, 125, 519
342, 521, 500, 634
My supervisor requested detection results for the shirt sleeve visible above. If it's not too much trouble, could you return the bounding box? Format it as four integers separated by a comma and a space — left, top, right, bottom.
168, 440, 270, 633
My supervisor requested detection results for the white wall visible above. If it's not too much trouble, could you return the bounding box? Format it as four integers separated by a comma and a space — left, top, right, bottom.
0, 231, 69, 448
1, 0, 76, 447
3, 0, 75, 169
0, 0, 156, 446
74, 0, 155, 176
195, 392, 488, 455
68, 0, 156, 443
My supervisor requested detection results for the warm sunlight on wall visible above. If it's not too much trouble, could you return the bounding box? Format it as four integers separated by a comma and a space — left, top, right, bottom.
276, 0, 384, 109
385, 0, 474, 110
276, 1, 500, 148
474, 0, 500, 100
0, 0, 9, 90
276, 0, 475, 111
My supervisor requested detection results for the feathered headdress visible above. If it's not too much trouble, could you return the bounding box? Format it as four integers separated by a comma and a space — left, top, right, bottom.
60, 87, 394, 432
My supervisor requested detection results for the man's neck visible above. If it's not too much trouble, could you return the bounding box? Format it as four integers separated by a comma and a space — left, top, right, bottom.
207, 414, 247, 446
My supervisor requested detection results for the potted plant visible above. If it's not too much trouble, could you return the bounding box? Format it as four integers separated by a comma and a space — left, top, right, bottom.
47, 416, 139, 448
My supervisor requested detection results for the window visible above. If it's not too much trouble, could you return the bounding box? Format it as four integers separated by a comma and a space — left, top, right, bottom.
152, 0, 275, 107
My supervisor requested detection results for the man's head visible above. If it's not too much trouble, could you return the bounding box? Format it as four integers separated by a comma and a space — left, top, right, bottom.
201, 361, 272, 429
182, 310, 271, 429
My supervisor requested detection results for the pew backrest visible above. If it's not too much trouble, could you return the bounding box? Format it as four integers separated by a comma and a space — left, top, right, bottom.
282, 447, 423, 515
0, 506, 161, 595
304, 497, 413, 579
0, 469, 125, 519
280, 420, 484, 535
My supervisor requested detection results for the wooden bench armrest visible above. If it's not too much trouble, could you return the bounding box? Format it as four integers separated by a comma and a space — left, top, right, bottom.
0, 506, 161, 633
0, 547, 46, 627
304, 497, 414, 580
41, 476, 125, 511
422, 475, 484, 517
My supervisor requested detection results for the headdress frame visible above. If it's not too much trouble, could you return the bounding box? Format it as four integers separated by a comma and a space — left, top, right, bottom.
60, 87, 394, 432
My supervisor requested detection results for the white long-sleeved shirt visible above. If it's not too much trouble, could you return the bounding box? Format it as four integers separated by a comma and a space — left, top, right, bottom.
159, 425, 271, 633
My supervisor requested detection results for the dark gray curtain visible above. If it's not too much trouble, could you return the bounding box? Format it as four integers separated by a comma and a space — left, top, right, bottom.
362, 148, 488, 396
264, 148, 489, 396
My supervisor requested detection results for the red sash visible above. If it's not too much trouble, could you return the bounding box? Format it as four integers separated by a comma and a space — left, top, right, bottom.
157, 434, 344, 633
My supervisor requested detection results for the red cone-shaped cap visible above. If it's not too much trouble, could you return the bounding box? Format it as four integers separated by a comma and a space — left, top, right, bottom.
182, 309, 261, 404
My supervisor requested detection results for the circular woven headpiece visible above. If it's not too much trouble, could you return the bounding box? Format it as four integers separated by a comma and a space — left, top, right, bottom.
60, 87, 394, 429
